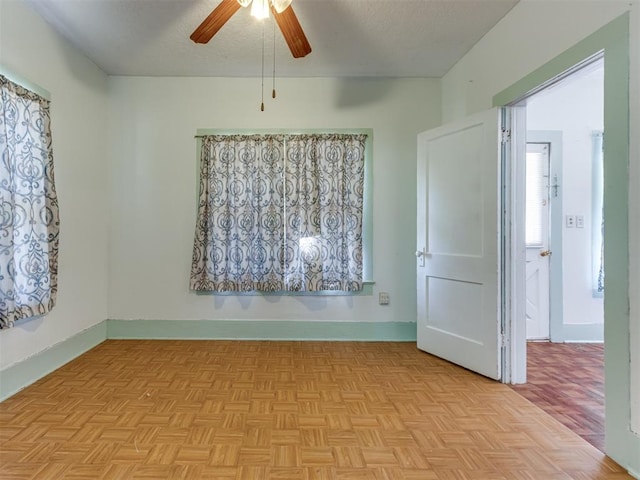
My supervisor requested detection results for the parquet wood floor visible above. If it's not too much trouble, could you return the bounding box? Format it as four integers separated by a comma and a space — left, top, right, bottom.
0, 340, 629, 479
511, 342, 605, 452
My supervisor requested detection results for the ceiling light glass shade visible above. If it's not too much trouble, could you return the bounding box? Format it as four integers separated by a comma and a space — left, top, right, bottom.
271, 0, 292, 13
237, 0, 252, 6
250, 0, 270, 19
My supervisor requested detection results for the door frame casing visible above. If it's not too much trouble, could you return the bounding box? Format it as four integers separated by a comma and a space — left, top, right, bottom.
494, 13, 634, 469
500, 105, 523, 384
504, 54, 602, 385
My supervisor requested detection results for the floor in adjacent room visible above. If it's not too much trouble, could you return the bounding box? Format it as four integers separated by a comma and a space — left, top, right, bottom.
510, 341, 605, 452
0, 340, 628, 479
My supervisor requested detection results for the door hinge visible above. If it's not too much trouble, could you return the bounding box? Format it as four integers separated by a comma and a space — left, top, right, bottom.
499, 332, 507, 348
501, 128, 511, 144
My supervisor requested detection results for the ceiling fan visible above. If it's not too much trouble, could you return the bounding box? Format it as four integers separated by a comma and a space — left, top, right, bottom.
190, 0, 312, 58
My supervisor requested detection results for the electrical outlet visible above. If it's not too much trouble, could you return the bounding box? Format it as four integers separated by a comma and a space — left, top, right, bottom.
378, 292, 390, 305
576, 215, 585, 228
566, 215, 576, 228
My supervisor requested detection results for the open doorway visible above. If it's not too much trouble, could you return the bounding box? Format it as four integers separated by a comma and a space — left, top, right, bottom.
513, 57, 606, 451
525, 58, 605, 344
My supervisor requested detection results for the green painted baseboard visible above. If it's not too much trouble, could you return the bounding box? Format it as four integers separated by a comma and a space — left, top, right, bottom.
0, 319, 416, 402
107, 319, 417, 342
562, 323, 604, 343
0, 321, 107, 402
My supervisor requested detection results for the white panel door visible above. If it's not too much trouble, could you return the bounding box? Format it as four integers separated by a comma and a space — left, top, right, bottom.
417, 108, 502, 380
525, 143, 551, 340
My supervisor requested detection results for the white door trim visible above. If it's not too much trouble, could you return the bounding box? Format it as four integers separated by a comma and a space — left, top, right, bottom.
503, 105, 526, 384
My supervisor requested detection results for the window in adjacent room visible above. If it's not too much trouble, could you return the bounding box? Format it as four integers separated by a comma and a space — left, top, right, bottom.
592, 131, 604, 296
525, 143, 550, 248
0, 74, 60, 328
190, 131, 371, 293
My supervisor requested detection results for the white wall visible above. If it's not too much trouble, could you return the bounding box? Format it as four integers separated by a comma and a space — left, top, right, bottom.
107, 76, 440, 324
441, 1, 632, 123
527, 64, 604, 333
441, 0, 639, 473
0, 1, 110, 369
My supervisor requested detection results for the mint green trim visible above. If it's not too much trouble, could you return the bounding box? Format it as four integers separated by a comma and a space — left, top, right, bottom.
0, 322, 106, 402
600, 14, 632, 467
195, 281, 375, 297
563, 323, 604, 343
362, 133, 374, 281
193, 128, 375, 284
196, 128, 373, 136
495, 12, 633, 470
107, 319, 416, 342
0, 64, 51, 100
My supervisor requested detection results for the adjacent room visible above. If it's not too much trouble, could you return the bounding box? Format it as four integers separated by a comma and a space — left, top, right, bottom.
1, 0, 639, 478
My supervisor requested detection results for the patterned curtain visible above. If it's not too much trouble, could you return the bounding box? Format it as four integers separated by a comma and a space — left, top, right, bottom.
592, 131, 604, 295
190, 134, 286, 291
190, 133, 366, 293
284, 134, 366, 291
0, 75, 60, 328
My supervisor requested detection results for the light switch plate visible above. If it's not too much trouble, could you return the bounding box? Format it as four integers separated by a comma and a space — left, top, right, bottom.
576, 215, 585, 228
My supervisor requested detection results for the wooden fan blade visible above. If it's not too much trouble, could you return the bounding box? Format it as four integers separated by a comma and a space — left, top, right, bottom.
272, 5, 312, 58
191, 0, 242, 44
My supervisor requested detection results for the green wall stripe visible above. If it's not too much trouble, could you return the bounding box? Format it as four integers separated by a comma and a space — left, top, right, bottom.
0, 322, 107, 402
107, 319, 417, 342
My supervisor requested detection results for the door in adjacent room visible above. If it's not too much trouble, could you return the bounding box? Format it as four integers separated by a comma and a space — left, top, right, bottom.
525, 142, 551, 340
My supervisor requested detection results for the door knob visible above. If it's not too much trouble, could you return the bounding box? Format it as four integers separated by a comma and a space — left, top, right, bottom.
540, 250, 552, 257
415, 247, 428, 266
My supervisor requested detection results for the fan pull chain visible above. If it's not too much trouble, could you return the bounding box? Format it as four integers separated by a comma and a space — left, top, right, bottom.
261, 20, 265, 111
272, 18, 276, 99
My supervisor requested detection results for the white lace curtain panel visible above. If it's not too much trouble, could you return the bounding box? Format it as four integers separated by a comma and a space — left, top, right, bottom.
190, 133, 367, 292
0, 75, 60, 328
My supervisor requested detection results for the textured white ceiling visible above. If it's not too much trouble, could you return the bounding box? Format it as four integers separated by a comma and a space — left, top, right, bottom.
25, 0, 519, 78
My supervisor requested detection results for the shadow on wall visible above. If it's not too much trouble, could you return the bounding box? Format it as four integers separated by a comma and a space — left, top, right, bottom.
334, 77, 398, 108
200, 292, 358, 313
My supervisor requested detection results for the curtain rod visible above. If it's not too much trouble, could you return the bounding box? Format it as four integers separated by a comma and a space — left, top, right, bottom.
195, 132, 370, 138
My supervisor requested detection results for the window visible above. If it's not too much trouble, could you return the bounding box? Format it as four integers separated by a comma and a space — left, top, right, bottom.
0, 75, 60, 329
525, 143, 550, 247
190, 132, 369, 293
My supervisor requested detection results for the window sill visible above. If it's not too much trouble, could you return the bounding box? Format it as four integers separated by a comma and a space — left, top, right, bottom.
194, 281, 376, 297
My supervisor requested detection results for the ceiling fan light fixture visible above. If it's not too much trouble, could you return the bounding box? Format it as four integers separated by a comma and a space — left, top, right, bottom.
250, 0, 270, 19
271, 0, 292, 14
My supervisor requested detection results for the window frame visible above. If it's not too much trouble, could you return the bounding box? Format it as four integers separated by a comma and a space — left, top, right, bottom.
193, 128, 375, 296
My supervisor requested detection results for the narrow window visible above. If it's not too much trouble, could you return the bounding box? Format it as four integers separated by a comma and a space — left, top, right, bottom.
0, 75, 60, 328
525, 143, 550, 247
